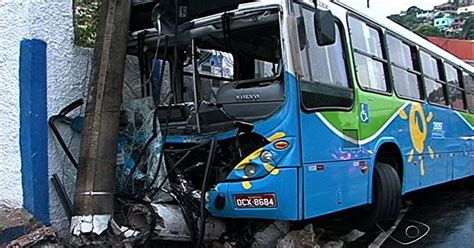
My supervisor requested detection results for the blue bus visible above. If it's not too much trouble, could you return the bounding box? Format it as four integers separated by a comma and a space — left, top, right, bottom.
128, 0, 474, 236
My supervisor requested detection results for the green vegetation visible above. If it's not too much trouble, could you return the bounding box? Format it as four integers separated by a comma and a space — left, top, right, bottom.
388, 12, 419, 30
414, 25, 444, 37
75, 0, 101, 47
463, 16, 474, 40
388, 4, 472, 40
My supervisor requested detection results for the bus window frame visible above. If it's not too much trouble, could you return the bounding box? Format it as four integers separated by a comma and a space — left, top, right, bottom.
385, 30, 426, 103
464, 71, 474, 114
444, 61, 468, 112
465, 71, 474, 114
419, 48, 450, 108
297, 4, 355, 113
346, 13, 392, 96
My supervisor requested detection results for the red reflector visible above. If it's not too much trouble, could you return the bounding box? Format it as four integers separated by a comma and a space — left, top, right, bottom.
274, 141, 289, 150
359, 161, 366, 167
316, 165, 325, 171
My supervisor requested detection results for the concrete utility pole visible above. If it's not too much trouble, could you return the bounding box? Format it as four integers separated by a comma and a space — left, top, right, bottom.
71, 0, 131, 243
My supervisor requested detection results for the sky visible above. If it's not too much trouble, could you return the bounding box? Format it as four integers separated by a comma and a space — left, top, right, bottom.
343, 0, 447, 17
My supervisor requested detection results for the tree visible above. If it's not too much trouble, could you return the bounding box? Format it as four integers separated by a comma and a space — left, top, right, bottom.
462, 16, 474, 40
403, 14, 419, 30
388, 13, 419, 30
75, 0, 101, 47
406, 6, 420, 15
414, 25, 444, 37
388, 14, 403, 25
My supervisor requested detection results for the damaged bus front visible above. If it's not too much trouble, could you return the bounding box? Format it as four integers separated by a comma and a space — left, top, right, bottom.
126, 0, 336, 243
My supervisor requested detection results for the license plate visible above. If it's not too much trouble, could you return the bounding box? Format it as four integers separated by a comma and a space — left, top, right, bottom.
234, 194, 277, 208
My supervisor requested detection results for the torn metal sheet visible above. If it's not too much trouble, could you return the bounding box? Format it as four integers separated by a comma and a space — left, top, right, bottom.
340, 229, 365, 243
151, 203, 226, 242
70, 214, 112, 236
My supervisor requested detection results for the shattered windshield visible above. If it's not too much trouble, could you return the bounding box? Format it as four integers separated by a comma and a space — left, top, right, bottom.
181, 48, 280, 103
130, 8, 284, 133
156, 9, 282, 105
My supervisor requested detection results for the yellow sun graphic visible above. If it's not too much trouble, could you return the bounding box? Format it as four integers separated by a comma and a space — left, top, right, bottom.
235, 132, 285, 190
399, 103, 434, 176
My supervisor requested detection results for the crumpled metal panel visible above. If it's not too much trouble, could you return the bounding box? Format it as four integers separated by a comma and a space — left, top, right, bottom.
151, 203, 226, 242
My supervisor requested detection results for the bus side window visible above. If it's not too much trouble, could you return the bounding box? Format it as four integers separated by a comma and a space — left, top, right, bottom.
445, 64, 466, 111
464, 72, 474, 113
348, 16, 389, 93
386, 34, 423, 100
420, 51, 448, 106
298, 7, 353, 110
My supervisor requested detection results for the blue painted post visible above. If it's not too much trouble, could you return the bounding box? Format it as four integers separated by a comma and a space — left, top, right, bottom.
19, 39, 50, 225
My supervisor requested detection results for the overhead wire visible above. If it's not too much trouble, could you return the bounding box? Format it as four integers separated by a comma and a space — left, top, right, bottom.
137, 0, 185, 199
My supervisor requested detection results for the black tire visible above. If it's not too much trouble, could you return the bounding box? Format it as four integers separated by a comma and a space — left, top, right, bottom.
465, 176, 474, 189
353, 162, 401, 232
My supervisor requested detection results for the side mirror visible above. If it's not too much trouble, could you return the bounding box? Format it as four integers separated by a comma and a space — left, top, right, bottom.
314, 9, 336, 46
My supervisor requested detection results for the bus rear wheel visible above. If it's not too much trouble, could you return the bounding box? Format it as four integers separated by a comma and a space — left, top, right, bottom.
465, 176, 474, 189
353, 162, 401, 232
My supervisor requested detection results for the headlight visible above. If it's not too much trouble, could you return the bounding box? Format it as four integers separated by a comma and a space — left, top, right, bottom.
260, 151, 273, 163
244, 164, 258, 177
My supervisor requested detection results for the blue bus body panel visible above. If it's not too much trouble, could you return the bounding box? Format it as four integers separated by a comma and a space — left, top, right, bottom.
300, 87, 473, 219
299, 111, 371, 218
208, 167, 300, 220
200, 72, 304, 220
168, 71, 473, 221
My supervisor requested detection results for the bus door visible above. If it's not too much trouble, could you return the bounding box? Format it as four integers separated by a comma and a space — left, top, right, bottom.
295, 5, 369, 218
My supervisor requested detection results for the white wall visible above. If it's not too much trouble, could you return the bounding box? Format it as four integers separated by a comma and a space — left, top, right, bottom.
0, 0, 88, 235
457, 5, 474, 14
0, 0, 140, 237
0, 0, 31, 209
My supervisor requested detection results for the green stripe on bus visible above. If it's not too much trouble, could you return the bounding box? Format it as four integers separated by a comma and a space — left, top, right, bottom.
459, 112, 474, 127
321, 95, 406, 141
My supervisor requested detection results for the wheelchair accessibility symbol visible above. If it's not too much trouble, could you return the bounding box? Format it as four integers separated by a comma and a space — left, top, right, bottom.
360, 103, 370, 123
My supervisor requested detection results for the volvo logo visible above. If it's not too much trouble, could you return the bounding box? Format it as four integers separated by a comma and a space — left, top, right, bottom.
236, 93, 260, 101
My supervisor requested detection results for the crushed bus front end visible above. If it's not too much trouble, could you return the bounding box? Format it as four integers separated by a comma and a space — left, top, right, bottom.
124, 0, 303, 244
